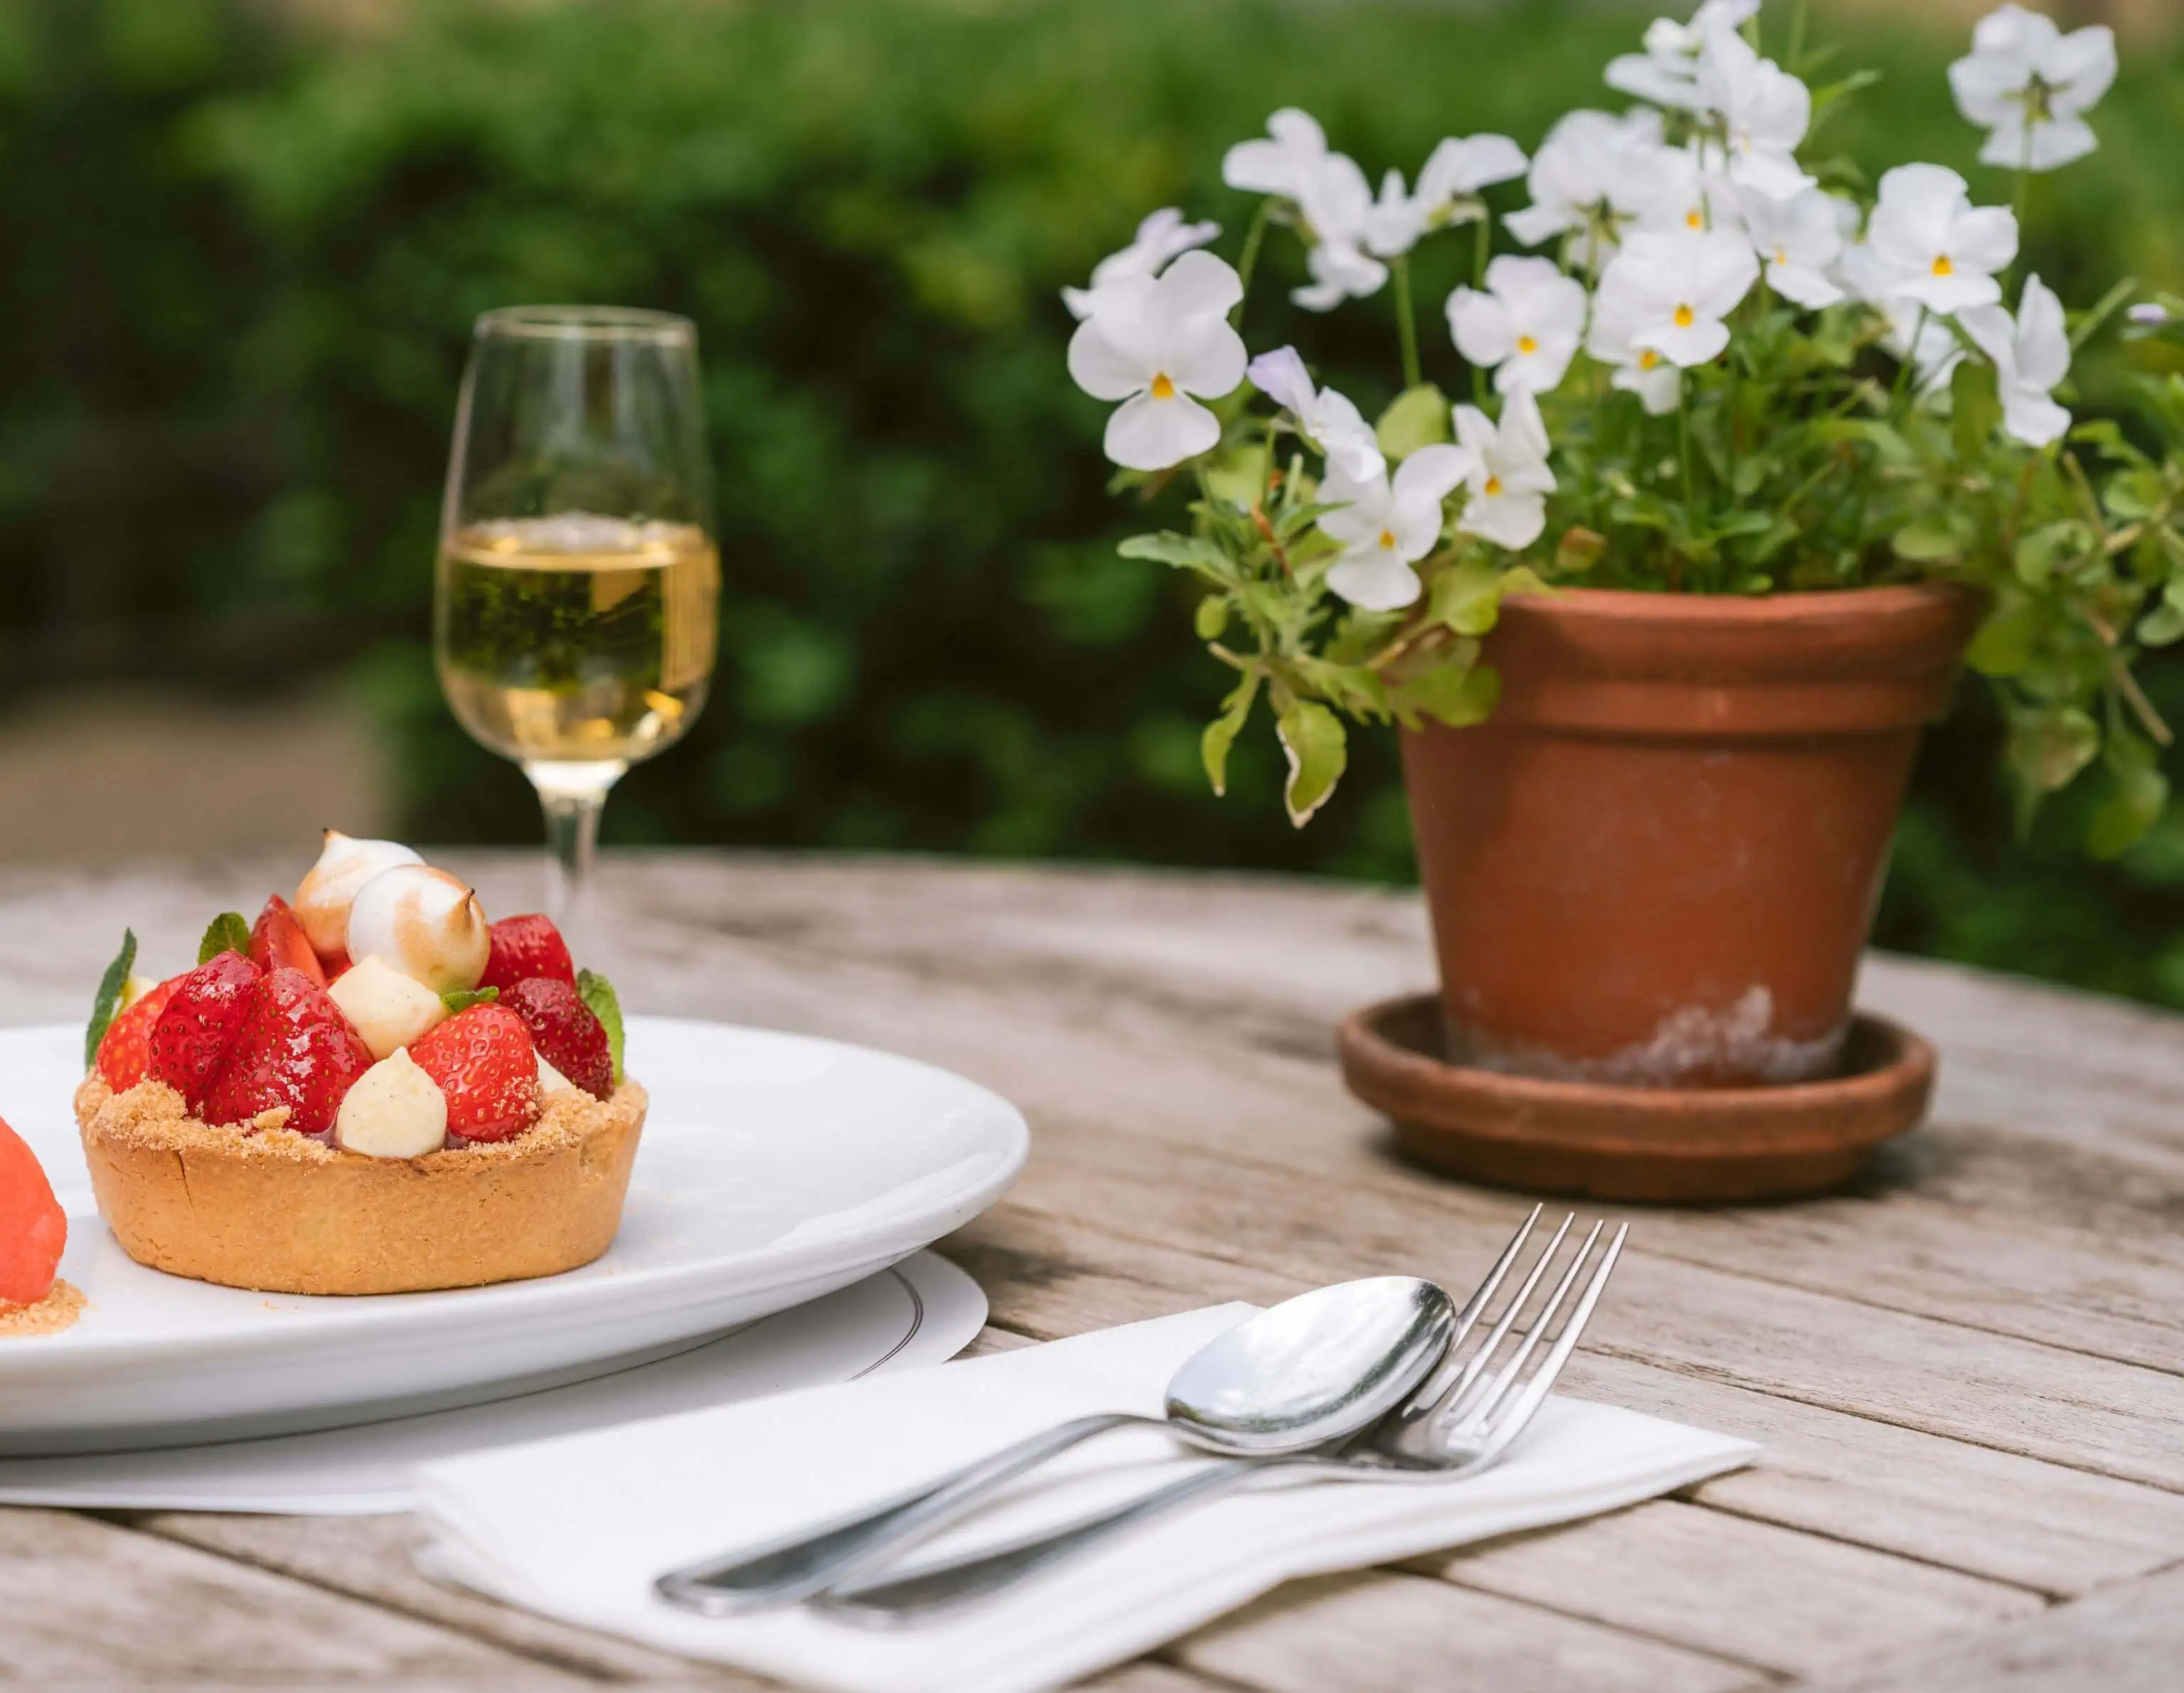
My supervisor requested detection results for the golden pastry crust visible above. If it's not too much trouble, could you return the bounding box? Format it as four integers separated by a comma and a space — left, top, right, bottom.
0, 1278, 84, 1336
74, 1074, 646, 1296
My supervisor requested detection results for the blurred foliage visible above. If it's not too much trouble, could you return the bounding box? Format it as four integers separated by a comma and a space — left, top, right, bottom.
0, 0, 2180, 1005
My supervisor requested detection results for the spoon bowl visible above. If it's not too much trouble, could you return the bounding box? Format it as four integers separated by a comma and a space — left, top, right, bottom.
1165, 1276, 1456, 1455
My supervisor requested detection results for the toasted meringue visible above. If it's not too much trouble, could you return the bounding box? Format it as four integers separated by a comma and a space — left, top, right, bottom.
346, 866, 491, 994
294, 833, 423, 958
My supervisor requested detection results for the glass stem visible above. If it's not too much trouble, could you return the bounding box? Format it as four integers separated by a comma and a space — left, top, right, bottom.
525, 759, 624, 939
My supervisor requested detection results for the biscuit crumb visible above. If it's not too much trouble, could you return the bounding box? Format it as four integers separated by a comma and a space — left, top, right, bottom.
0, 1279, 85, 1337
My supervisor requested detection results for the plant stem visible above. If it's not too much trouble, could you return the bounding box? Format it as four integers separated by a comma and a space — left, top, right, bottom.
1232, 199, 1274, 324
1891, 306, 1930, 413
1392, 255, 1422, 391
1473, 211, 1491, 286
1678, 383, 1698, 519
1786, 0, 1810, 71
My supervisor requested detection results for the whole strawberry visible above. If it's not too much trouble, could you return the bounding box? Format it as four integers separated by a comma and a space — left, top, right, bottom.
479, 914, 576, 993
149, 952, 262, 1109
201, 966, 373, 1138
501, 978, 614, 1101
247, 894, 327, 987
407, 1005, 541, 1143
95, 975, 184, 1090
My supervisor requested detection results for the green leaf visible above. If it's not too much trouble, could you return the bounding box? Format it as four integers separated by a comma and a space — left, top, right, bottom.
441, 986, 501, 1015
575, 969, 625, 1083
1426, 561, 1507, 636
198, 912, 251, 966
1391, 659, 1501, 731
2013, 521, 2088, 588
2088, 733, 2170, 860
1966, 604, 2041, 675
2006, 706, 2100, 834
1275, 698, 1347, 827
1892, 517, 1963, 563
1554, 527, 1605, 574
1200, 673, 1259, 796
1117, 532, 1230, 575
2138, 599, 2184, 646
1193, 595, 1229, 641
85, 929, 138, 1071
1375, 383, 1451, 461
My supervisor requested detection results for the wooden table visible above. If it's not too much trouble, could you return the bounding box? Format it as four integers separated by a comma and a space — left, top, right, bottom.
2, 852, 2180, 1692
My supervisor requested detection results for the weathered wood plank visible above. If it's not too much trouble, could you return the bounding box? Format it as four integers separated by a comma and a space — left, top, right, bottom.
1415, 1499, 2041, 1679
1168, 1570, 1760, 1693
0, 1506, 592, 1687
1791, 1562, 2184, 1693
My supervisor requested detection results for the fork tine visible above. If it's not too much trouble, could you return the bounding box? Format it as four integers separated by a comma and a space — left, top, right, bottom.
1405, 1212, 1572, 1426
1449, 1219, 1605, 1432
1469, 1222, 1629, 1466
1397, 1205, 1544, 1414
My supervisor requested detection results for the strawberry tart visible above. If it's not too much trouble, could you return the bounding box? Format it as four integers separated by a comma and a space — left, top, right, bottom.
73, 833, 646, 1296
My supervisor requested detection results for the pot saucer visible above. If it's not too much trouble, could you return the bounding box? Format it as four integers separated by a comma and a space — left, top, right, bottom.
1338, 994, 1934, 1204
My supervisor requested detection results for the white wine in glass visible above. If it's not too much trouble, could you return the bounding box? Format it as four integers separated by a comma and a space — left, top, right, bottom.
435, 308, 719, 929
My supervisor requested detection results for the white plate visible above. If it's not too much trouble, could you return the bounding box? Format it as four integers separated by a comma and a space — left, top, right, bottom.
0, 1017, 1026, 1454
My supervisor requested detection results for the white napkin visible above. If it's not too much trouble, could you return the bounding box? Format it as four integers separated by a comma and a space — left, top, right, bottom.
415, 1303, 1759, 1693
0, 1253, 984, 1515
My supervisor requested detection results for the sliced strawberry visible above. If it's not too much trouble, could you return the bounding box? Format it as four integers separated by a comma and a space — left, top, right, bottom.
201, 966, 373, 1138
247, 894, 327, 988
407, 1005, 541, 1143
501, 977, 614, 1101
95, 975, 186, 1090
0, 1115, 65, 1307
148, 952, 262, 1110
479, 914, 576, 993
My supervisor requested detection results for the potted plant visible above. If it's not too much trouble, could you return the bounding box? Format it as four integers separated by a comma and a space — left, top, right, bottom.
1062, 1, 2178, 1098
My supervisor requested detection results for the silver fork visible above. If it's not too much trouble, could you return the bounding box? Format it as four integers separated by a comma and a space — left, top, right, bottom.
818, 1212, 1627, 1624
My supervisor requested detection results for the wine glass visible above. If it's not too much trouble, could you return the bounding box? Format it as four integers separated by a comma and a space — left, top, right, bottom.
435, 306, 720, 931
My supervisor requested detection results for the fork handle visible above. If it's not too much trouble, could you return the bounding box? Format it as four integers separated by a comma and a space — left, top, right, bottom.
816, 1454, 1290, 1623
654, 1411, 1148, 1613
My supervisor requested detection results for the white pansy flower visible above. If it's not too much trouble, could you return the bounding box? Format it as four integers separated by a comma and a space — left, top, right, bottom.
1319, 446, 1472, 611
1414, 134, 1530, 226
1860, 163, 2018, 314
1693, 21, 1815, 201
1506, 108, 1668, 268
1586, 297, 1683, 415
1949, 5, 2116, 172
1737, 186, 1846, 309
1635, 143, 1743, 238
1065, 251, 1247, 471
1222, 109, 1330, 198
1607, 0, 1762, 112
1291, 153, 1387, 309
1062, 208, 1223, 321
1446, 255, 1589, 395
1247, 347, 1385, 481
1364, 169, 1425, 258
1593, 228, 1759, 367
1452, 394, 1556, 550
1961, 273, 2072, 447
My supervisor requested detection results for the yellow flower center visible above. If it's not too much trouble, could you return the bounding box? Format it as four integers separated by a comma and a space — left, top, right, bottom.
1483, 476, 1503, 496
1378, 528, 1397, 550
1931, 255, 1954, 277
1150, 372, 1176, 399
1516, 333, 1539, 355
1774, 247, 1789, 266
1638, 348, 1662, 370
1673, 304, 1695, 329
1685, 209, 1705, 230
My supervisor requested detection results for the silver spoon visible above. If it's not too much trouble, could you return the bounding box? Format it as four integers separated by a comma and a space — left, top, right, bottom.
654, 1274, 1456, 1615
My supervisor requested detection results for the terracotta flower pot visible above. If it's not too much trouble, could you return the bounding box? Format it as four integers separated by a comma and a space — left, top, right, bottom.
1399, 583, 1985, 1088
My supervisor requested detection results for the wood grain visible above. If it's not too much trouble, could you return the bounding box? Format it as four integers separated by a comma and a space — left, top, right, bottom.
1, 852, 2179, 1689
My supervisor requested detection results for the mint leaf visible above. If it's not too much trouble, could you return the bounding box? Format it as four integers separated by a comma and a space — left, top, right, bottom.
85, 929, 138, 1070
441, 986, 501, 1015
198, 912, 251, 966
577, 968, 624, 1083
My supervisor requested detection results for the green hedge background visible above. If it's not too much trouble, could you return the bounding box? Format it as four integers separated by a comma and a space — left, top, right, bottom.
3, 0, 2181, 1005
